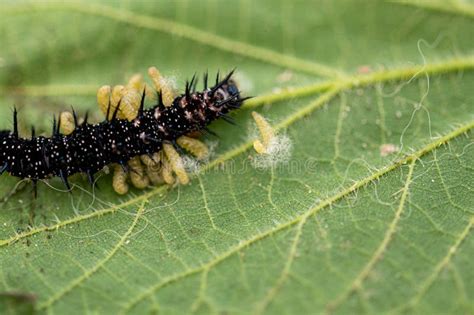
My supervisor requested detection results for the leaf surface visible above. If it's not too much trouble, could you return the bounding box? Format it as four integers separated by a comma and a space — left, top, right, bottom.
0, 1, 473, 314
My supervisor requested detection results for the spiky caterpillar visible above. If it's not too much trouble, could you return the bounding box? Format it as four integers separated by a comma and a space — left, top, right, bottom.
0, 71, 243, 192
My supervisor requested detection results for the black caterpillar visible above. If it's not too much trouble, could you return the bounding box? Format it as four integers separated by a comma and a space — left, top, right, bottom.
0, 71, 244, 193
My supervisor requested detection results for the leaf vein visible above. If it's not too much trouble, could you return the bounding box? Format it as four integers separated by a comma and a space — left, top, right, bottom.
118, 121, 473, 314
0, 187, 166, 247
254, 211, 308, 314
1, 2, 344, 78
1, 58, 472, 249
324, 159, 417, 314
37, 200, 148, 310
398, 215, 474, 312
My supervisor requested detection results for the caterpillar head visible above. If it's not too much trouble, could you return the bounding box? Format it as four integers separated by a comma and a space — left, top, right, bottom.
209, 71, 243, 112
166, 70, 247, 134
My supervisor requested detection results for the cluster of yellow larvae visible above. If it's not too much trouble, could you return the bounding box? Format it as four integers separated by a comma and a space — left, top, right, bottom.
57, 66, 280, 194
59, 67, 209, 195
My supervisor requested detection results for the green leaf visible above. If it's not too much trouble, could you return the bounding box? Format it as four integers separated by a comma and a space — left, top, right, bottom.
0, 1, 473, 314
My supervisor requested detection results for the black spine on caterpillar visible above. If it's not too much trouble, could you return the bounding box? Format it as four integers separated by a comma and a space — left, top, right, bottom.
0, 71, 244, 190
